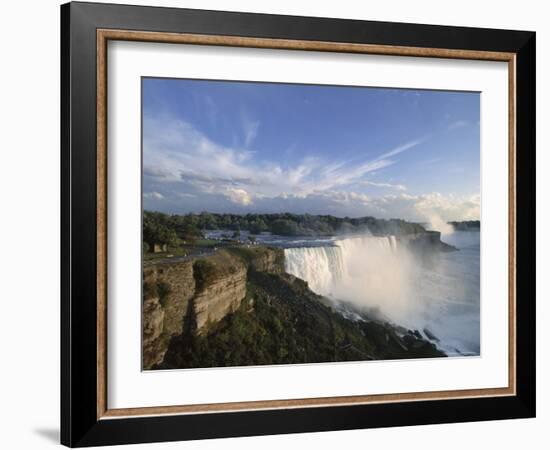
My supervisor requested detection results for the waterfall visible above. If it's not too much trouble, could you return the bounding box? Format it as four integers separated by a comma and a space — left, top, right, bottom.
284, 235, 398, 298
283, 232, 481, 356
284, 245, 345, 295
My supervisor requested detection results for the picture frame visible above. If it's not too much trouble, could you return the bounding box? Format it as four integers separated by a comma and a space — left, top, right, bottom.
61, 1, 536, 447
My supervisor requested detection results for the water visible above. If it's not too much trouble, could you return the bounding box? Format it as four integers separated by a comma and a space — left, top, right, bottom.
204, 229, 337, 247
284, 232, 480, 357
414, 232, 480, 355
205, 229, 480, 356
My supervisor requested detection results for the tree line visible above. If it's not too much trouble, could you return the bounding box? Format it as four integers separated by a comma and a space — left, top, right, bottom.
143, 210, 426, 247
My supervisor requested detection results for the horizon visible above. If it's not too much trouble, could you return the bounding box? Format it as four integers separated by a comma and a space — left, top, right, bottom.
143, 78, 480, 222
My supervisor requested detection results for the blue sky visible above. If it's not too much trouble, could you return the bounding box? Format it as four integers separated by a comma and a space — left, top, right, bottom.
143, 78, 480, 222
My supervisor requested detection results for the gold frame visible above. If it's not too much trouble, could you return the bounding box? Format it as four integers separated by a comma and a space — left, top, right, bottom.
96, 29, 516, 420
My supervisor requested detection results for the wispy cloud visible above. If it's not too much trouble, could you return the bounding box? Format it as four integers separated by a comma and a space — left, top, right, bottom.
141, 113, 454, 219
448, 120, 469, 130
148, 190, 479, 222
243, 119, 260, 148
143, 114, 419, 200
375, 138, 424, 160
357, 181, 407, 191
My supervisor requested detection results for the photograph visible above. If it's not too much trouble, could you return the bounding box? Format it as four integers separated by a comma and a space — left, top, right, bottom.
141, 78, 481, 370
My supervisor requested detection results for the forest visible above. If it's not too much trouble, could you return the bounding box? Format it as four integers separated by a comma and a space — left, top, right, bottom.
143, 210, 427, 248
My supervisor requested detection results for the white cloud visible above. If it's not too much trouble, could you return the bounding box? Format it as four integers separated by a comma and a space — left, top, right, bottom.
357, 181, 407, 191
414, 192, 480, 221
143, 114, 415, 201
225, 188, 252, 206
239, 191, 479, 222
375, 138, 424, 160
142, 113, 479, 222
143, 191, 164, 200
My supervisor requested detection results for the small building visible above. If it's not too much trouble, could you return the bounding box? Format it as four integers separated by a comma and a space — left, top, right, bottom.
152, 243, 167, 253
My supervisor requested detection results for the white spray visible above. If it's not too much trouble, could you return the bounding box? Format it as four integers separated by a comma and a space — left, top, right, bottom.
285, 236, 419, 326
284, 232, 480, 355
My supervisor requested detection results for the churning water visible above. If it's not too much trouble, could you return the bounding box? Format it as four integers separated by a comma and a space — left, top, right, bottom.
284, 232, 480, 356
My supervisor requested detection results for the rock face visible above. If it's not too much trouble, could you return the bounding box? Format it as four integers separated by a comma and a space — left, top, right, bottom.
397, 230, 457, 254
142, 260, 195, 369
192, 255, 248, 332
142, 247, 285, 369
227, 246, 285, 274
158, 266, 446, 370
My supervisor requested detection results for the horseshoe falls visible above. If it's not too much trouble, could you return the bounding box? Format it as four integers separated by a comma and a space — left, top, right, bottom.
284, 233, 480, 356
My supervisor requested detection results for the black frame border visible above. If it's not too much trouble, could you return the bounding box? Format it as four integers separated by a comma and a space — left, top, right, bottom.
61, 2, 536, 447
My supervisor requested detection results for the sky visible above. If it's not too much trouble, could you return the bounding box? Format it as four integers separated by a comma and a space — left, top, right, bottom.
142, 77, 480, 222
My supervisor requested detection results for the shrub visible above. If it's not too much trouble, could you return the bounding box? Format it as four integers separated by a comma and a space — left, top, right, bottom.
156, 281, 171, 307
193, 259, 219, 289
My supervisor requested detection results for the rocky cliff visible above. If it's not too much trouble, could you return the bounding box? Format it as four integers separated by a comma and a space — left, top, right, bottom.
143, 260, 195, 369
144, 242, 447, 370
225, 246, 285, 274
142, 246, 285, 369
157, 264, 445, 370
192, 253, 248, 331
397, 230, 457, 254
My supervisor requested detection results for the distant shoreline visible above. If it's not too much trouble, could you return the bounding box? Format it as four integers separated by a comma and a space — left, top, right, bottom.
144, 209, 479, 240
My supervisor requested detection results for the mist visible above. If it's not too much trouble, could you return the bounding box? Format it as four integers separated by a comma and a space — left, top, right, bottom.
284, 232, 480, 355
424, 213, 455, 235
286, 236, 423, 327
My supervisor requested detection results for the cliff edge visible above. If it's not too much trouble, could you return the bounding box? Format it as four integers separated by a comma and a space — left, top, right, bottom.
144, 243, 445, 370
142, 246, 284, 369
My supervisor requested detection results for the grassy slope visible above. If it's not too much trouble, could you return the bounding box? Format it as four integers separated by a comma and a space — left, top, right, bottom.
158, 269, 445, 370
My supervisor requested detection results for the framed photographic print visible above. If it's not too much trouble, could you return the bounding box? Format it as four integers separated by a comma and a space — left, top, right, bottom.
61, 1, 536, 447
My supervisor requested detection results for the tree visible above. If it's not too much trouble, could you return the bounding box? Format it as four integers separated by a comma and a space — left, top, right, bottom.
198, 211, 218, 229
143, 211, 178, 248
182, 223, 201, 245
249, 218, 268, 234
270, 219, 299, 236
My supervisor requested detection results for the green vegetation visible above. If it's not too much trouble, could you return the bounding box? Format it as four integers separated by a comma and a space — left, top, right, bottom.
143, 210, 426, 240
224, 246, 285, 273
143, 280, 171, 307
193, 259, 220, 290
194, 238, 218, 248
143, 247, 190, 261
225, 245, 274, 263
143, 211, 180, 248
448, 220, 480, 231
157, 270, 445, 369
143, 211, 222, 259
156, 281, 171, 307
193, 250, 243, 289
143, 210, 446, 369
